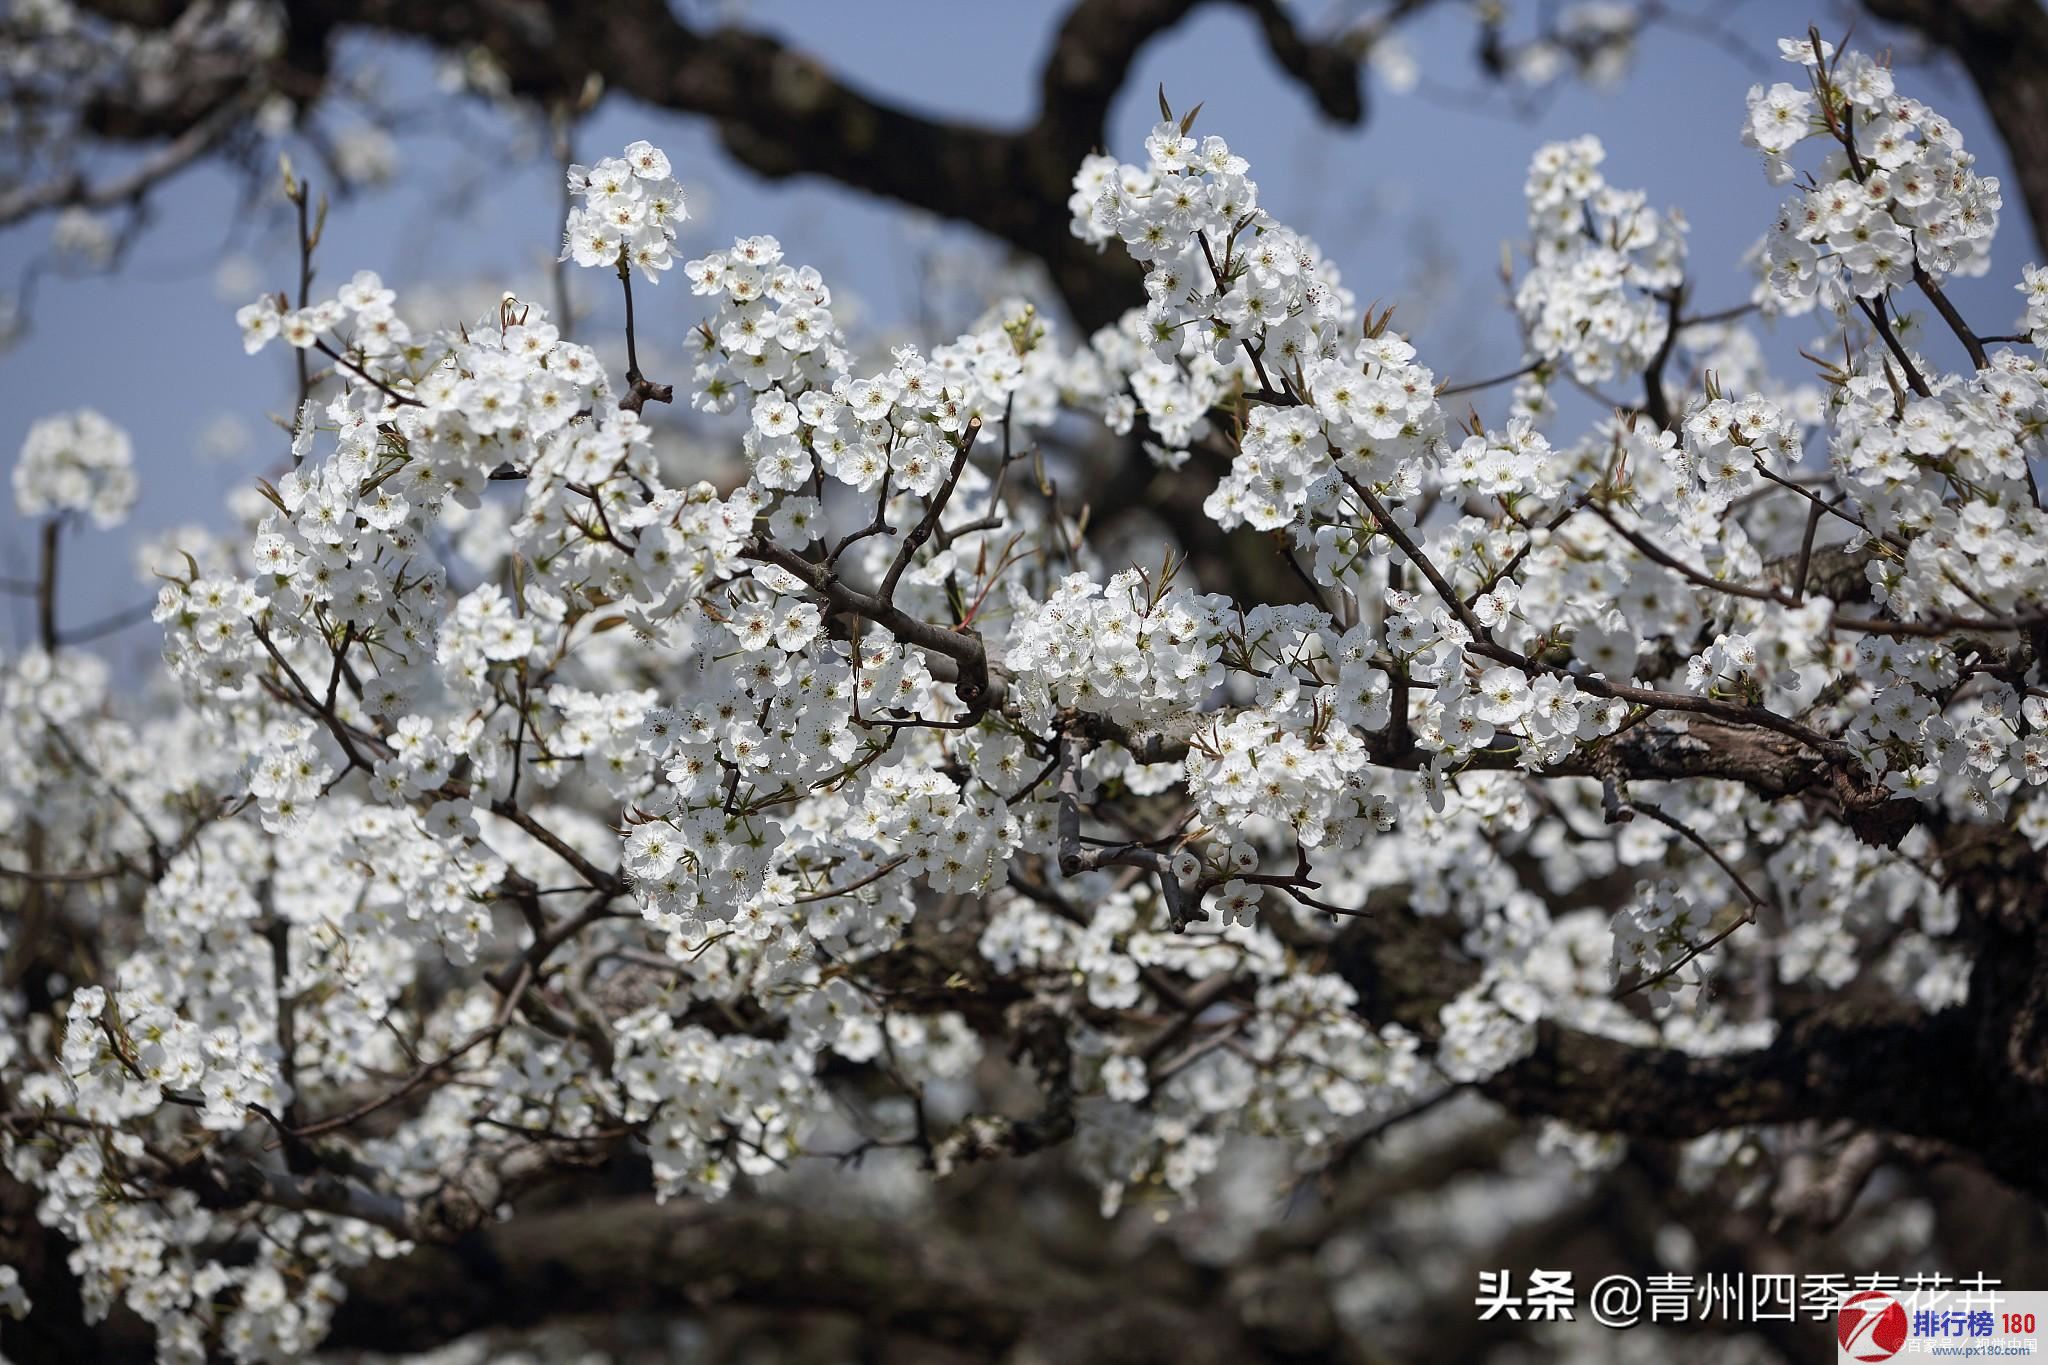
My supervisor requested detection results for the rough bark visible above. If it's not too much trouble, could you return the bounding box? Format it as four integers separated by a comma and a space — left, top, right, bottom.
320, 1198, 1264, 1361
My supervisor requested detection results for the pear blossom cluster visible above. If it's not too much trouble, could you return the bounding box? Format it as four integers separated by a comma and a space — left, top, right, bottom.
1752, 37, 2000, 312
1608, 878, 1715, 1007
1203, 337, 1446, 531
1515, 135, 1686, 385
2022, 264, 2048, 347
3, 747, 420, 1358
1002, 570, 1230, 725
6, 36, 2048, 1356
981, 885, 1427, 1204
1732, 39, 2048, 832
1181, 688, 1394, 855
1679, 392, 1805, 512
561, 140, 690, 281
1070, 125, 1356, 452
1435, 979, 1541, 1083
12, 407, 138, 526
235, 268, 415, 358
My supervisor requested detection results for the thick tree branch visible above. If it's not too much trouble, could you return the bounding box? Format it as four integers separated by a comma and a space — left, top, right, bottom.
63, 0, 1378, 330
0, 85, 260, 228
1333, 830, 2048, 1202
1037, 0, 1363, 172
322, 1196, 1312, 1363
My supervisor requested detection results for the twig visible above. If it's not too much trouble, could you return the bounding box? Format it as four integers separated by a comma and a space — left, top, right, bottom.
1343, 473, 1487, 641
290, 178, 317, 455
36, 517, 60, 651
552, 109, 577, 339
1355, 476, 1851, 761
1196, 230, 1290, 402
0, 88, 259, 227
615, 252, 673, 414
59, 597, 157, 645
1438, 359, 1543, 398
1054, 734, 1195, 929
793, 855, 909, 903
1627, 799, 1770, 912
1321, 1084, 1471, 1177
1616, 905, 1757, 1001
1641, 287, 1684, 429
1591, 503, 1798, 605
311, 339, 421, 409
1612, 797, 1766, 1000
878, 415, 983, 604
1755, 463, 1869, 535
1911, 261, 1988, 371
1792, 496, 1828, 603
1829, 608, 2048, 638
745, 539, 996, 714
1855, 295, 1931, 399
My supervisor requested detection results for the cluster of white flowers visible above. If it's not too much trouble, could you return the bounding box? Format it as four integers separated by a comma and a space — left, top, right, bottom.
982, 885, 1427, 1207
1680, 393, 1803, 511
1608, 878, 1714, 1007
1441, 416, 1570, 503
2022, 263, 2048, 347
1183, 700, 1393, 854
1003, 570, 1229, 725
1516, 135, 1686, 385
1732, 38, 2048, 832
589, 1003, 975, 1202
8, 37, 2048, 1352
12, 407, 138, 526
561, 140, 690, 281
1070, 125, 1358, 454
236, 268, 415, 358
1203, 338, 1446, 531
1435, 979, 1541, 1082
1753, 37, 2000, 311
5, 802, 416, 1358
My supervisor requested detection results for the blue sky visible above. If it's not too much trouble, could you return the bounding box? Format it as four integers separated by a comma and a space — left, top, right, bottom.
2, 1, 2032, 667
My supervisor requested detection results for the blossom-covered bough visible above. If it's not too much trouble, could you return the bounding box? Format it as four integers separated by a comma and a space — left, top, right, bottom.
5, 31, 2048, 1362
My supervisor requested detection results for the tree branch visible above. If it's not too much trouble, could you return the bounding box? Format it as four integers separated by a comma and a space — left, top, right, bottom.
62, 0, 1383, 330
322, 1195, 1306, 1363
0, 85, 259, 227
